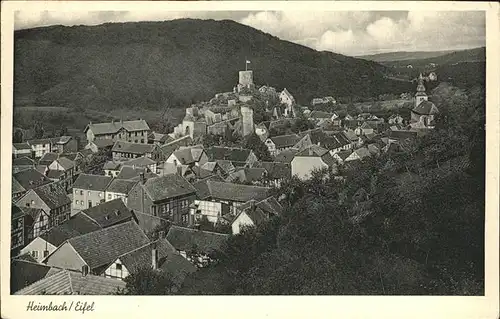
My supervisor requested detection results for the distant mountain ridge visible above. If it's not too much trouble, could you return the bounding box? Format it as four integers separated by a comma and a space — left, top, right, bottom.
379, 47, 486, 68
357, 47, 485, 64
14, 19, 412, 110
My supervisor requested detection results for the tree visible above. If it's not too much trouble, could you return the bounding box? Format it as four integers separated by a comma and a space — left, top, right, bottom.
119, 267, 175, 295
244, 133, 272, 161
81, 148, 111, 175
150, 119, 173, 135
291, 116, 314, 133
59, 124, 68, 137
34, 122, 45, 139
13, 129, 23, 143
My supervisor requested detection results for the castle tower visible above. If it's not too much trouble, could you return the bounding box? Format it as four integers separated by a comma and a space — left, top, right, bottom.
240, 106, 254, 137
239, 70, 254, 87
415, 76, 428, 108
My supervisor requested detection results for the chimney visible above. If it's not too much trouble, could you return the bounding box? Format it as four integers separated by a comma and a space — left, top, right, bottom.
112, 119, 114, 124
139, 172, 146, 184
81, 265, 89, 276
152, 242, 158, 270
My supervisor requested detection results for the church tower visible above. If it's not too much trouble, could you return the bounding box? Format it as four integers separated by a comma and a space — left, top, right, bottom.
415, 74, 428, 108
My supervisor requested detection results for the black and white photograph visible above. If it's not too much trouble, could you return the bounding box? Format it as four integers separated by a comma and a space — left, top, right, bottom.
1, 1, 498, 317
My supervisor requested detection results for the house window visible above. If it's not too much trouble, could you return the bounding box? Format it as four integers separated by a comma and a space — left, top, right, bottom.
88, 191, 91, 196
98, 192, 102, 197
80, 190, 83, 195
108, 194, 112, 199
31, 200, 35, 205
32, 251, 39, 258
116, 263, 122, 271
141, 139, 144, 143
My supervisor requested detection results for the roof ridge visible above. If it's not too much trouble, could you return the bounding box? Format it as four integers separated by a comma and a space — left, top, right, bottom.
68, 220, 138, 243
115, 240, 155, 259
78, 211, 101, 228
169, 225, 230, 237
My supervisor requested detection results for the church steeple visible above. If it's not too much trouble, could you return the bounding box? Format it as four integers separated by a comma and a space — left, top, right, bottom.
415, 74, 429, 108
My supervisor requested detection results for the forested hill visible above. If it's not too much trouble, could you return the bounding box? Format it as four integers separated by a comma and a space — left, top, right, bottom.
14, 19, 412, 110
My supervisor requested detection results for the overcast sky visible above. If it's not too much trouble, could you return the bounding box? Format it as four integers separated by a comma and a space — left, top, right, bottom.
14, 10, 485, 56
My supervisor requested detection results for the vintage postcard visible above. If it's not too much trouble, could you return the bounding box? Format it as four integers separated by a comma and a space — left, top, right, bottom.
1, 1, 499, 318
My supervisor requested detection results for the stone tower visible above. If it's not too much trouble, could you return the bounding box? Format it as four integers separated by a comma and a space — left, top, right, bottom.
415, 74, 428, 108
240, 106, 254, 137
239, 70, 254, 87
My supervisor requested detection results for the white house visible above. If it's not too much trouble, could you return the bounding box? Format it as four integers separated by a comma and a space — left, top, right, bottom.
279, 88, 296, 116
291, 145, 337, 180
20, 237, 56, 263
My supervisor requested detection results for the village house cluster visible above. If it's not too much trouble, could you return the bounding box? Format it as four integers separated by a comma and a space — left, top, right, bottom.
10, 67, 438, 295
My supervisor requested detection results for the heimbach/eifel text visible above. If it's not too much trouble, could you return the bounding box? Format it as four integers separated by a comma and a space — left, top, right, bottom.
26, 301, 95, 314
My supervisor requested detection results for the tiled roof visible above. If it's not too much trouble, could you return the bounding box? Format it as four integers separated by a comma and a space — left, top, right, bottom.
158, 249, 197, 286
18, 206, 45, 223
12, 177, 26, 194
13, 168, 50, 191
13, 156, 35, 166
85, 119, 150, 135
132, 211, 169, 235
190, 166, 213, 179
10, 260, 55, 293
122, 156, 156, 167
143, 174, 196, 202
27, 138, 51, 146
67, 221, 150, 269
80, 198, 133, 228
269, 134, 301, 149
118, 239, 175, 273
280, 88, 294, 100
38, 152, 59, 165
295, 145, 329, 157
32, 183, 71, 209
237, 196, 283, 217
389, 130, 418, 140
40, 213, 102, 247
413, 100, 439, 115
103, 161, 122, 170
226, 168, 267, 184
354, 147, 372, 159
92, 139, 116, 149
106, 179, 138, 194
54, 157, 75, 170
14, 269, 125, 295
115, 166, 157, 181
206, 146, 253, 162
361, 122, 374, 129
201, 161, 217, 172
257, 162, 291, 180
367, 144, 380, 155
73, 174, 113, 191
13, 142, 31, 150
343, 130, 358, 142
204, 181, 271, 202
46, 170, 64, 179
335, 150, 352, 161
112, 141, 156, 155
309, 111, 336, 119
215, 160, 236, 174
166, 226, 229, 254
148, 132, 170, 143
274, 149, 298, 163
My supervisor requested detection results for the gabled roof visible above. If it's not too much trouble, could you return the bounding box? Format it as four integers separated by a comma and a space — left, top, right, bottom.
280, 88, 295, 100
103, 161, 122, 170
343, 129, 358, 142
238, 196, 283, 217
335, 150, 353, 161
14, 268, 125, 295
201, 181, 271, 202
13, 168, 50, 191
46, 170, 64, 179
257, 161, 291, 180
10, 259, 56, 293
117, 239, 176, 274
73, 174, 113, 191
13, 142, 31, 150
412, 100, 439, 115
38, 152, 59, 165
85, 119, 150, 135
80, 198, 133, 228
295, 144, 329, 157
206, 146, 253, 162
389, 130, 418, 140
92, 139, 115, 149
53, 157, 75, 170
40, 213, 102, 247
142, 174, 196, 202
215, 160, 236, 174
190, 166, 213, 179
66, 221, 150, 270
122, 156, 156, 167
274, 149, 298, 164
201, 161, 218, 172
172, 147, 205, 165
32, 183, 71, 209
112, 141, 156, 155
115, 166, 157, 181
27, 138, 51, 146
309, 111, 336, 119
269, 134, 301, 149
226, 167, 267, 184
13, 156, 35, 166
361, 122, 374, 129
167, 226, 229, 254
106, 179, 138, 195
353, 147, 372, 159
148, 132, 170, 143
367, 144, 380, 155
50, 135, 73, 145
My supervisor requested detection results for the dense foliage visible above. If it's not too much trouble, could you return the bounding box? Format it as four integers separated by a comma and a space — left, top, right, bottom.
118, 267, 175, 295
14, 19, 414, 111
180, 83, 485, 295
